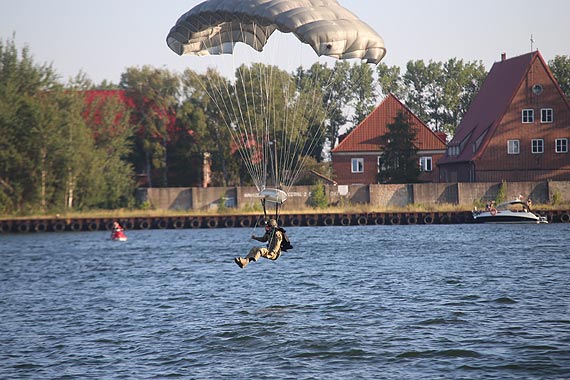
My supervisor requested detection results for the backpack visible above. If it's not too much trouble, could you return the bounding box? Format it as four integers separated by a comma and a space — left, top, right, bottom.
277, 227, 293, 252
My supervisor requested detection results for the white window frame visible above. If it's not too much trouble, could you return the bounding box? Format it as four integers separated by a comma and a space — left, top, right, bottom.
541, 108, 553, 123
351, 158, 364, 173
507, 140, 520, 154
555, 138, 568, 153
522, 109, 534, 123
531, 139, 544, 154
419, 157, 433, 172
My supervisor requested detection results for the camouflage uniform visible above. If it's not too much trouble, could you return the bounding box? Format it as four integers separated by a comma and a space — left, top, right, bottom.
235, 219, 282, 268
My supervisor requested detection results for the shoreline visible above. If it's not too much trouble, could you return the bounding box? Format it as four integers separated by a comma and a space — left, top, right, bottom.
2, 208, 570, 233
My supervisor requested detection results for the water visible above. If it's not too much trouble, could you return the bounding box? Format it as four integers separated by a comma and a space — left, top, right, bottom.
1, 224, 570, 380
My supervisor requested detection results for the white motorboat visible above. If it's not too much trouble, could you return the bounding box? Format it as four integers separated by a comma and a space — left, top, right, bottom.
472, 199, 548, 224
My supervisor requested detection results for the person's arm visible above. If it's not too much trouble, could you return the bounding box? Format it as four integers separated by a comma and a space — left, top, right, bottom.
252, 233, 269, 242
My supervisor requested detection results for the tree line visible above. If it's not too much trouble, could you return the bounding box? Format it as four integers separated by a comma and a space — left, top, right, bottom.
1, 35, 569, 214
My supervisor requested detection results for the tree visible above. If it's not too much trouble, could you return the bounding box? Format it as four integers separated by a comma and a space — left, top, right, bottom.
376, 58, 486, 136
120, 66, 179, 187
377, 111, 420, 184
549, 55, 570, 99
0, 36, 136, 213
348, 62, 378, 125
81, 89, 136, 207
0, 36, 62, 213
180, 68, 235, 186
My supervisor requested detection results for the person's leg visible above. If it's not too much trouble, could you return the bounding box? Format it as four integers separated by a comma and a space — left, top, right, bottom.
235, 247, 267, 268
246, 247, 265, 261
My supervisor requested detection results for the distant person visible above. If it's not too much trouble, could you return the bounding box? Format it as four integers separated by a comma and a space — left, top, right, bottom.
111, 221, 127, 241
526, 197, 533, 210
235, 218, 291, 269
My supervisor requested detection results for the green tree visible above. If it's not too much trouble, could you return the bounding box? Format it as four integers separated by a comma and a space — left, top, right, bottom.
120, 66, 179, 187
180, 68, 234, 186
349, 62, 377, 125
308, 182, 328, 208
376, 58, 486, 136
0, 36, 135, 213
377, 111, 420, 184
0, 36, 62, 213
81, 90, 136, 207
294, 62, 349, 158
549, 55, 570, 98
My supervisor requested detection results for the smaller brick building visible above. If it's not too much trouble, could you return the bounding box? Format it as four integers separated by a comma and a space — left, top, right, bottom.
438, 51, 570, 182
331, 94, 447, 185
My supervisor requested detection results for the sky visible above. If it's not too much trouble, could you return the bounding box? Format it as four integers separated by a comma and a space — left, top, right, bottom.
1, 0, 570, 85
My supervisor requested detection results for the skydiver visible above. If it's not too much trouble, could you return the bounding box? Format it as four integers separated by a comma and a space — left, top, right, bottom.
234, 218, 283, 269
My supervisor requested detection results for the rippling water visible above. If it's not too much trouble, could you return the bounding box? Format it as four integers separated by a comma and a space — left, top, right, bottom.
1, 224, 570, 379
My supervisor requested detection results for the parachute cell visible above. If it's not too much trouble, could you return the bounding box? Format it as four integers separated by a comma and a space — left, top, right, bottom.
166, 0, 386, 64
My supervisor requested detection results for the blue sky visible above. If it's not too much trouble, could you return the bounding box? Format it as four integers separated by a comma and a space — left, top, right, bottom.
1, 0, 569, 84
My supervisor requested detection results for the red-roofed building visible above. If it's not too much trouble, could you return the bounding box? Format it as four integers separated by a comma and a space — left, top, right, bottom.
438, 51, 570, 182
331, 94, 447, 185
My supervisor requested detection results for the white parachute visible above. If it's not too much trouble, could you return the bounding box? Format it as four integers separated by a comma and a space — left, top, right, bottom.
167, 0, 386, 216
167, 0, 386, 63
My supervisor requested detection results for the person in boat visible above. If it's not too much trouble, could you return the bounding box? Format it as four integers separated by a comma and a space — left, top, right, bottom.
234, 218, 283, 269
526, 197, 533, 210
111, 221, 126, 240
112, 221, 123, 233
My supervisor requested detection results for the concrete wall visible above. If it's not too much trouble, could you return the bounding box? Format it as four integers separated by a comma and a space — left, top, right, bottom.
413, 183, 458, 205
549, 181, 570, 203
136, 181, 570, 210
140, 188, 193, 210
457, 181, 550, 205
369, 184, 411, 208
236, 186, 313, 210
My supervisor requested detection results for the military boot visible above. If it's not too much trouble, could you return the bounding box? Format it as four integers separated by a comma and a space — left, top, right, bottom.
234, 257, 248, 268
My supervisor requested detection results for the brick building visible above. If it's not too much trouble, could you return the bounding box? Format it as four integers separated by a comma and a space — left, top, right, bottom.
438, 51, 570, 182
331, 94, 447, 185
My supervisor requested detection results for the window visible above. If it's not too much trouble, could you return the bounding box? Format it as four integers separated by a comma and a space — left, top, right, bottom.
507, 140, 520, 154
556, 138, 568, 153
522, 109, 534, 123
541, 108, 553, 123
377, 156, 384, 173
448, 146, 460, 156
419, 157, 432, 172
532, 139, 544, 154
351, 158, 364, 173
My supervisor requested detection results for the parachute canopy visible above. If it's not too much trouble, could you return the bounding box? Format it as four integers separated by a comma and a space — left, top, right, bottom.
166, 0, 386, 64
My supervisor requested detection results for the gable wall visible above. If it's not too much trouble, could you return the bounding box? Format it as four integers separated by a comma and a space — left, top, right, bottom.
476, 58, 570, 181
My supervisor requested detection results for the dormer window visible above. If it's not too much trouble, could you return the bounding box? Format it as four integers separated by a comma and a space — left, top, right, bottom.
522, 109, 534, 123
448, 145, 460, 156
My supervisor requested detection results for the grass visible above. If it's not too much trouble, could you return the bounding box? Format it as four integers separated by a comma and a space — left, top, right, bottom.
2, 201, 568, 221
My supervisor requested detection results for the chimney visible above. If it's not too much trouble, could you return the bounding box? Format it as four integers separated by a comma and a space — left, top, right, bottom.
501, 52, 506, 61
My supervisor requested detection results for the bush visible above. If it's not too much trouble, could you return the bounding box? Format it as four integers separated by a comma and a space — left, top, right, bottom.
552, 190, 563, 205
496, 181, 507, 204
308, 183, 328, 209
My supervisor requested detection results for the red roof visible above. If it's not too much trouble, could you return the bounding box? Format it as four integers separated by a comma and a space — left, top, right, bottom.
438, 51, 570, 165
332, 94, 446, 153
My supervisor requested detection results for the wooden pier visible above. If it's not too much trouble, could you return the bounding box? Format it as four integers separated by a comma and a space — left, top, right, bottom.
1, 209, 569, 233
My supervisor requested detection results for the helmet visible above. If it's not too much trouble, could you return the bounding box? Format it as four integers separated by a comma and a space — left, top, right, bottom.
267, 219, 277, 228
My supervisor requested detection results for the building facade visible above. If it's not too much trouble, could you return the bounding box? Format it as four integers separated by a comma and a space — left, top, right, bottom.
438, 51, 570, 182
331, 94, 447, 185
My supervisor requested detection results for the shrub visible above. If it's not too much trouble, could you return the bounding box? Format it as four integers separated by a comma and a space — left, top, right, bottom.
308, 183, 328, 209
496, 181, 507, 204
